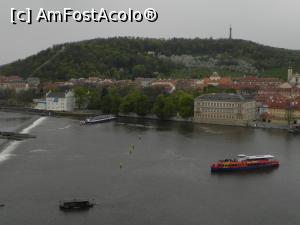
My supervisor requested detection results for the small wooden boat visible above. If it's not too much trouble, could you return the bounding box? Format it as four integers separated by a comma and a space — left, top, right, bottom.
59, 199, 94, 210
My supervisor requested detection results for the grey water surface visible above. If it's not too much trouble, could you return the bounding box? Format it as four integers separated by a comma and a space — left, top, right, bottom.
0, 112, 299, 225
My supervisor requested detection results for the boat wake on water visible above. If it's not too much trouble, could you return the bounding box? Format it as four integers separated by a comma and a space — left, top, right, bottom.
29, 149, 48, 153
58, 125, 71, 130
200, 126, 223, 134
117, 122, 155, 129
0, 142, 18, 163
0, 117, 47, 164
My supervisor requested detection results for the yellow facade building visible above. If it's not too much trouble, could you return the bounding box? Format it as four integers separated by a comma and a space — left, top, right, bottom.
194, 93, 257, 126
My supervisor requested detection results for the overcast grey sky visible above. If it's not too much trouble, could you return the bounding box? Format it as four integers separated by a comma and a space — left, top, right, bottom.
0, 0, 300, 65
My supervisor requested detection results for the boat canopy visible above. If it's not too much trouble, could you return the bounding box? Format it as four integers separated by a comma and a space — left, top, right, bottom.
237, 154, 275, 161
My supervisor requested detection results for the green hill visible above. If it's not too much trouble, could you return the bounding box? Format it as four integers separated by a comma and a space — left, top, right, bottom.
1, 37, 299, 81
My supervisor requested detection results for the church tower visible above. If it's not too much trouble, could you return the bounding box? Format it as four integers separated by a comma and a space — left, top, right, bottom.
229, 25, 232, 39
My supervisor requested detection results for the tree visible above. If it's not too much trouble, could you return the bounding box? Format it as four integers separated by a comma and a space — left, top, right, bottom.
152, 94, 165, 118
1, 37, 300, 81
132, 64, 147, 77
120, 94, 135, 114
99, 88, 122, 114
74, 87, 89, 109
119, 89, 151, 115
152, 94, 176, 118
163, 96, 176, 118
134, 94, 150, 116
87, 88, 101, 110
100, 95, 112, 114
109, 90, 122, 114
0, 89, 15, 100
142, 86, 166, 103
16, 89, 40, 103
177, 93, 194, 118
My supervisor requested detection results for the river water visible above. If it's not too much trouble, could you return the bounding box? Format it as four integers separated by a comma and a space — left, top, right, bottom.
0, 111, 299, 225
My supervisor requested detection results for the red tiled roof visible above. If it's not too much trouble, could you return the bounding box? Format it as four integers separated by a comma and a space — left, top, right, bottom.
234, 76, 282, 82
257, 94, 300, 109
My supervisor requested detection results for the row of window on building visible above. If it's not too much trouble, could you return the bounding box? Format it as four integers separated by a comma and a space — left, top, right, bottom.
202, 108, 236, 113
195, 113, 239, 120
196, 101, 241, 108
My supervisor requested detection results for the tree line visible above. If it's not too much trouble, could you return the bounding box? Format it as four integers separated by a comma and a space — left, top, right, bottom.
1, 37, 300, 81
74, 86, 195, 119
0, 89, 42, 106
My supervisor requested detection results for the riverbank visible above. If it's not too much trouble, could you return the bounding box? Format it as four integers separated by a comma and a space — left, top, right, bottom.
249, 121, 290, 130
0, 106, 295, 130
118, 113, 295, 131
0, 106, 193, 123
118, 113, 193, 123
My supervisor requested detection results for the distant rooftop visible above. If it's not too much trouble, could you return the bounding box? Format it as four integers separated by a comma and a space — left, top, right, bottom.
196, 93, 254, 102
47, 92, 66, 98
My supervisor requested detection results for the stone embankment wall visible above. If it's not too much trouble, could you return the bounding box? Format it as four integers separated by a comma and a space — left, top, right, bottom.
118, 113, 193, 123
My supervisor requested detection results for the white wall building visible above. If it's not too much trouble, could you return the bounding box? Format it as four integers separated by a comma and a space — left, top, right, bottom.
46, 90, 76, 111
34, 90, 76, 111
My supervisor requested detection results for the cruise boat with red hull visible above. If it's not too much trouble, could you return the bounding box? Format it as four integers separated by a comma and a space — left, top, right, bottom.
211, 154, 279, 172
